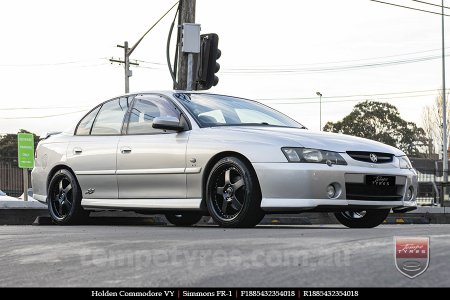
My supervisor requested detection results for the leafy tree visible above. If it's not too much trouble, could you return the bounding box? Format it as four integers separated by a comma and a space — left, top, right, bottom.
0, 129, 40, 163
323, 101, 427, 156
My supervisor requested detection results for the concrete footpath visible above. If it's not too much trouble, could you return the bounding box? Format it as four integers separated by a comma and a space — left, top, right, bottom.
1, 199, 450, 225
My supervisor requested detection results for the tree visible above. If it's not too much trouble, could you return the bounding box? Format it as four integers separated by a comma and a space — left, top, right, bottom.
323, 101, 427, 157
421, 91, 450, 158
0, 129, 40, 163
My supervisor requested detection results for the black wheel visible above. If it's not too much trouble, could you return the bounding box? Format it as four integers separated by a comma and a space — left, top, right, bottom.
47, 169, 85, 225
206, 156, 264, 228
165, 212, 203, 227
334, 209, 390, 228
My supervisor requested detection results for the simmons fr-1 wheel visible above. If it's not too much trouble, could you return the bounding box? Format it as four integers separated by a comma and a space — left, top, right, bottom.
47, 169, 86, 225
334, 209, 390, 228
165, 212, 203, 227
206, 156, 264, 228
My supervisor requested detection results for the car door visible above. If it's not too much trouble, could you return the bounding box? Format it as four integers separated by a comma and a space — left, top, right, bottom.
67, 97, 131, 199
116, 94, 189, 199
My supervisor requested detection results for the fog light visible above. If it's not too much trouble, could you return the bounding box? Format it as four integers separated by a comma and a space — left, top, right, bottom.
406, 186, 414, 201
327, 185, 336, 198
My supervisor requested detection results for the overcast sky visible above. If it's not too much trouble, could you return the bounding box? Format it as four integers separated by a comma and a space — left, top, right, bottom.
0, 0, 448, 134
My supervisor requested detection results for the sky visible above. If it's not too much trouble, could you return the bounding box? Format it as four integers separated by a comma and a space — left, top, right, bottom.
0, 0, 449, 134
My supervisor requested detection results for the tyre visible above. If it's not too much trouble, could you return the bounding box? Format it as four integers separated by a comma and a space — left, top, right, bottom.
334, 209, 390, 228
47, 169, 86, 225
165, 212, 203, 227
206, 156, 265, 228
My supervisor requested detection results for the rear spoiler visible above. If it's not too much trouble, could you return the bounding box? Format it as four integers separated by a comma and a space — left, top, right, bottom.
40, 131, 62, 140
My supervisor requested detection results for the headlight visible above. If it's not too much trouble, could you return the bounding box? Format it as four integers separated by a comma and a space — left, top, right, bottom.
282, 147, 347, 165
399, 156, 413, 169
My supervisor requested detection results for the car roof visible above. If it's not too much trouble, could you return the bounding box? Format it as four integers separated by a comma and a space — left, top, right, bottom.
121, 90, 214, 97
111, 91, 256, 103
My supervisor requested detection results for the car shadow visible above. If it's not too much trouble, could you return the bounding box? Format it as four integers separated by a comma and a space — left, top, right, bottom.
34, 216, 344, 229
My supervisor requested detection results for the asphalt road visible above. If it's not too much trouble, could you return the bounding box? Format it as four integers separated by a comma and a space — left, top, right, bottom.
0, 223, 449, 287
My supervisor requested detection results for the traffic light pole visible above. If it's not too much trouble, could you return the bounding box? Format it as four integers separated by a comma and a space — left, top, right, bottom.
176, 0, 196, 90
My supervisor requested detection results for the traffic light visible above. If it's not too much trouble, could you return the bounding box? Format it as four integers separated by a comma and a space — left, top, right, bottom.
196, 33, 221, 90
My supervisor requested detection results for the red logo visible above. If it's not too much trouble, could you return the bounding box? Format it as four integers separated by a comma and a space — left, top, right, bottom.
394, 237, 430, 278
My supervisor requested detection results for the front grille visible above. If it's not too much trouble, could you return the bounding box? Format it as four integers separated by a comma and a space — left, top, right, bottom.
346, 183, 403, 201
346, 151, 393, 163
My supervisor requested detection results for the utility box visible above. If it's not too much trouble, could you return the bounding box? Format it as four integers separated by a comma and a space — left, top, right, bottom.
182, 23, 201, 53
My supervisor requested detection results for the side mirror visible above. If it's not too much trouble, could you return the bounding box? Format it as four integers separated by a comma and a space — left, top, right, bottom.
152, 116, 184, 131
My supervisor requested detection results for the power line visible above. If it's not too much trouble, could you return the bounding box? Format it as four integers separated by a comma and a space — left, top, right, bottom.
220, 54, 449, 74
2, 109, 88, 119
127, 1, 179, 56
110, 1, 179, 93
0, 58, 107, 68
0, 106, 90, 111
135, 59, 166, 66
260, 92, 440, 105
221, 47, 450, 69
369, 0, 450, 16
134, 52, 450, 74
258, 89, 444, 101
135, 47, 450, 68
132, 46, 450, 75
411, 0, 450, 10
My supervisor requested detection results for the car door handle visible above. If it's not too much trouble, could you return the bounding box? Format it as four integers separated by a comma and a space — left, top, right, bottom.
73, 147, 83, 155
120, 147, 132, 154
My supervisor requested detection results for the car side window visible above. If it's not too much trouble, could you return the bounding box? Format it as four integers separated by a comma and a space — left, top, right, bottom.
127, 96, 180, 135
91, 97, 130, 135
75, 106, 101, 135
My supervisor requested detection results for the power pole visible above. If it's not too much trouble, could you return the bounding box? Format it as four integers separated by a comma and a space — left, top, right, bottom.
442, 0, 449, 205
109, 2, 178, 93
175, 0, 196, 90
442, 0, 448, 177
109, 41, 139, 93
316, 92, 323, 131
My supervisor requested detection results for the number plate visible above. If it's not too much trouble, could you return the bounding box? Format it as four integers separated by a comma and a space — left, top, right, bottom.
366, 175, 395, 186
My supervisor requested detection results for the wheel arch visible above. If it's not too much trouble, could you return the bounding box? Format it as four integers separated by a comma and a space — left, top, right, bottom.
200, 151, 262, 209
46, 164, 79, 194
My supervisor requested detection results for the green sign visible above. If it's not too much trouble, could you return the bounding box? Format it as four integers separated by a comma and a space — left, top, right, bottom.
17, 133, 35, 169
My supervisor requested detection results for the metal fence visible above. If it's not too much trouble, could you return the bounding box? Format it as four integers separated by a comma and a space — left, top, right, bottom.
0, 159, 31, 197
415, 169, 449, 206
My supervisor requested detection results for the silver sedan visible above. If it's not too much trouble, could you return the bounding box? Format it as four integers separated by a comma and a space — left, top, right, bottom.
31, 91, 417, 228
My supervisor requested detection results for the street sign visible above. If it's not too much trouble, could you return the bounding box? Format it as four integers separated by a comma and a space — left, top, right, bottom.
17, 133, 34, 169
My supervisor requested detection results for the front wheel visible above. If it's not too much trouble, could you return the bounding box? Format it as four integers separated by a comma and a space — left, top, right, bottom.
48, 169, 86, 225
334, 209, 390, 228
206, 156, 265, 228
165, 212, 203, 227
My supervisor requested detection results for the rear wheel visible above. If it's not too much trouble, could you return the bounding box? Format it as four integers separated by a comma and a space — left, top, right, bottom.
48, 169, 86, 225
206, 156, 264, 228
165, 212, 203, 227
334, 209, 390, 228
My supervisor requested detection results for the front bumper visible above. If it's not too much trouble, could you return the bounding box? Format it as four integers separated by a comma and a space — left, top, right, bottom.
253, 162, 417, 212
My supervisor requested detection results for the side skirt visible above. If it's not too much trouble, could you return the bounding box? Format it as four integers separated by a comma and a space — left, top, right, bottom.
81, 198, 202, 210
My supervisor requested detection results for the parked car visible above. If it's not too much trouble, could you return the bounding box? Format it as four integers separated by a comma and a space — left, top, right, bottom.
32, 91, 417, 228
0, 189, 19, 201
18, 188, 36, 201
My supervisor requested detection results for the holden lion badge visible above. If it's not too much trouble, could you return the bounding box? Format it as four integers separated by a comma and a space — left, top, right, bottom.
394, 237, 430, 278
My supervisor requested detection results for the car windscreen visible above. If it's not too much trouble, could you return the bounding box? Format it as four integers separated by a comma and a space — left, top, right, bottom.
174, 93, 305, 129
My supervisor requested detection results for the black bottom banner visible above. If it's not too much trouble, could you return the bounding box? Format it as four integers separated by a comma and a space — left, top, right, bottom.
0, 287, 444, 297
